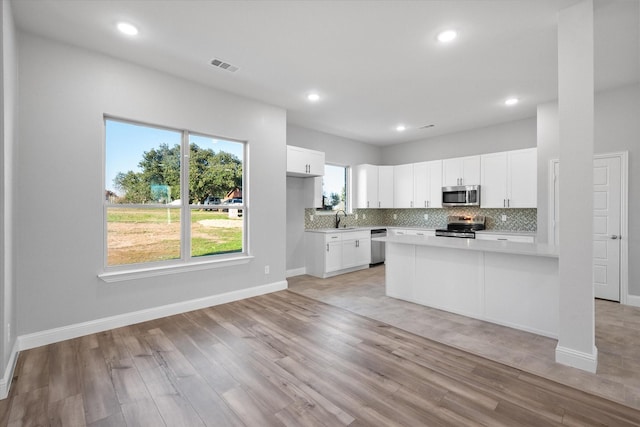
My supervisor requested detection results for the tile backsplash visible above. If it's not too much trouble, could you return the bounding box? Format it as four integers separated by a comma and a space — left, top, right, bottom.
305, 208, 537, 232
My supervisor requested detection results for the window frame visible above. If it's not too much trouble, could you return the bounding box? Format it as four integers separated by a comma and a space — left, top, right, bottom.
100, 116, 251, 282
315, 163, 352, 215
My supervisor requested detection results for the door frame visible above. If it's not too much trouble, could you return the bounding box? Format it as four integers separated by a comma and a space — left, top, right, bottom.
548, 151, 629, 304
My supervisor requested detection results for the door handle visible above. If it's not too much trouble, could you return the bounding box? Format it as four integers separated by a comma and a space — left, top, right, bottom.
610, 235, 622, 240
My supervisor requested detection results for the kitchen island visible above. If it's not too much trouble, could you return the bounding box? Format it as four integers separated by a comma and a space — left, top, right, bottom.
377, 235, 559, 338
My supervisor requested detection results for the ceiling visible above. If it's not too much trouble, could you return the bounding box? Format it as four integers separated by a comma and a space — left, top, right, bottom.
10, 0, 640, 146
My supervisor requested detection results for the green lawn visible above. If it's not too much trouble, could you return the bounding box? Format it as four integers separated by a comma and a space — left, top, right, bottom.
107, 207, 243, 265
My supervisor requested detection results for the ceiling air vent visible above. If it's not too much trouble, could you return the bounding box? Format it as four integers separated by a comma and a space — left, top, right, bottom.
210, 58, 239, 73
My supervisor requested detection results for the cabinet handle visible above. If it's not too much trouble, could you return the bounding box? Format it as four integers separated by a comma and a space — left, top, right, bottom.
503, 199, 506, 208
356, 240, 359, 248
410, 201, 413, 208
507, 199, 510, 208
326, 244, 329, 252
367, 201, 370, 208
378, 201, 381, 208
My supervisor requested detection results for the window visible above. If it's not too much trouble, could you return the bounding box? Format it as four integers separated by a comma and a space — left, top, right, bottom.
104, 118, 246, 270
321, 164, 348, 212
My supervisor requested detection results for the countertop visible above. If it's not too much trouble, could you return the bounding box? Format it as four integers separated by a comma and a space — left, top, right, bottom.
376, 234, 558, 258
305, 226, 535, 237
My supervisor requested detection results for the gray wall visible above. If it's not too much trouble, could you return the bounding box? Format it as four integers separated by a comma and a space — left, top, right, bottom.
0, 2, 18, 381
536, 83, 640, 296
1, 0, 17, 379
286, 125, 381, 273
16, 33, 287, 336
379, 117, 536, 165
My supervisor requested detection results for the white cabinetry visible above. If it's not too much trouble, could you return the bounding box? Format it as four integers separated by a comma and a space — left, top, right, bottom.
353, 164, 378, 208
354, 164, 394, 208
391, 229, 435, 237
413, 160, 442, 208
480, 148, 536, 208
394, 164, 414, 208
305, 230, 371, 278
286, 145, 325, 177
378, 166, 394, 208
442, 156, 481, 186
475, 233, 535, 243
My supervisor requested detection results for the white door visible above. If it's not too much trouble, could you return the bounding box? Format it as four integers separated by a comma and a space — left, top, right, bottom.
592, 157, 621, 301
551, 156, 622, 301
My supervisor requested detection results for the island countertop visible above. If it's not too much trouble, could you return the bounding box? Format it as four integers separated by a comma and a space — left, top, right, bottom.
376, 234, 558, 258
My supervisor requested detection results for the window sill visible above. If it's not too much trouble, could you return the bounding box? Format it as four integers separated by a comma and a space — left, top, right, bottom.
99, 255, 254, 283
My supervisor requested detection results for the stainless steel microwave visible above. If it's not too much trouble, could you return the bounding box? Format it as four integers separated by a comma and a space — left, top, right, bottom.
442, 185, 481, 207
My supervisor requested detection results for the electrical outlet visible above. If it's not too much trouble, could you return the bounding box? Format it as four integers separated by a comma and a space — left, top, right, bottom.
264, 265, 270, 274
310, 215, 314, 222
393, 214, 397, 220
424, 214, 429, 220
501, 214, 507, 222
355, 214, 358, 220
363, 213, 366, 219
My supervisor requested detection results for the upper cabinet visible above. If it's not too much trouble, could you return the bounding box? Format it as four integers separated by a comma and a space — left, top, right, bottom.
353, 164, 394, 208
394, 164, 414, 208
286, 145, 325, 177
442, 155, 481, 187
378, 166, 394, 208
353, 164, 379, 208
413, 160, 442, 208
481, 148, 537, 208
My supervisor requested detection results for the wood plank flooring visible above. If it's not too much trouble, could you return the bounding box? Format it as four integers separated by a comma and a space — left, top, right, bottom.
2, 290, 640, 426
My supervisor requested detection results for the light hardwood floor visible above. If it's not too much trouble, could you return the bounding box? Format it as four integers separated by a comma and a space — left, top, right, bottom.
288, 265, 640, 411
2, 280, 640, 426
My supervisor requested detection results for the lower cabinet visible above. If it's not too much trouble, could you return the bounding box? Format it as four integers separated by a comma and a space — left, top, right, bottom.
305, 230, 371, 278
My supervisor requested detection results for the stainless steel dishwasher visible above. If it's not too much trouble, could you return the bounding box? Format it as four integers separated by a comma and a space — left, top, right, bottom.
370, 228, 386, 266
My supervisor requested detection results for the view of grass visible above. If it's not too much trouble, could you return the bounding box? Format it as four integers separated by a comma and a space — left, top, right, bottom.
107, 207, 242, 266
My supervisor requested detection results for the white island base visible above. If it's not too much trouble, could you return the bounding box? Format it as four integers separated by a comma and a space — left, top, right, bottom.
384, 236, 559, 338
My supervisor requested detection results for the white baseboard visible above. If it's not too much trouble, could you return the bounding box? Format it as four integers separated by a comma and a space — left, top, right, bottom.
0, 340, 19, 400
625, 294, 640, 308
17, 280, 287, 352
286, 267, 306, 278
555, 344, 598, 373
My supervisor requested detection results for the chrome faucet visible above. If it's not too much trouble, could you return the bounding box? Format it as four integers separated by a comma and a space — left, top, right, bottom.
335, 210, 347, 228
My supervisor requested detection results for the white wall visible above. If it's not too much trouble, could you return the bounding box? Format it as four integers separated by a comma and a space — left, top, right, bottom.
16, 33, 287, 336
379, 117, 536, 165
285, 125, 381, 273
1, 0, 17, 386
536, 84, 640, 296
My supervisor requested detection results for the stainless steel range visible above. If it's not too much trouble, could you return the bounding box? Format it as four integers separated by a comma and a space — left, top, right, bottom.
435, 215, 486, 238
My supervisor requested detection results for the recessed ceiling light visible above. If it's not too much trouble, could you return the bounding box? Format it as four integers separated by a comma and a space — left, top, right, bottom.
505, 97, 519, 106
117, 22, 139, 36
307, 93, 320, 102
437, 30, 457, 43
396, 125, 406, 132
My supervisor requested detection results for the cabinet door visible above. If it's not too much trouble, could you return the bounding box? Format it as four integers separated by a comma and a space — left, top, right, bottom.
306, 149, 325, 177
354, 237, 371, 266
378, 166, 394, 208
286, 146, 307, 175
354, 164, 379, 209
442, 158, 462, 187
481, 152, 508, 208
426, 160, 442, 208
507, 148, 537, 208
461, 156, 481, 185
286, 146, 325, 177
394, 164, 414, 208
413, 162, 428, 208
325, 241, 343, 272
